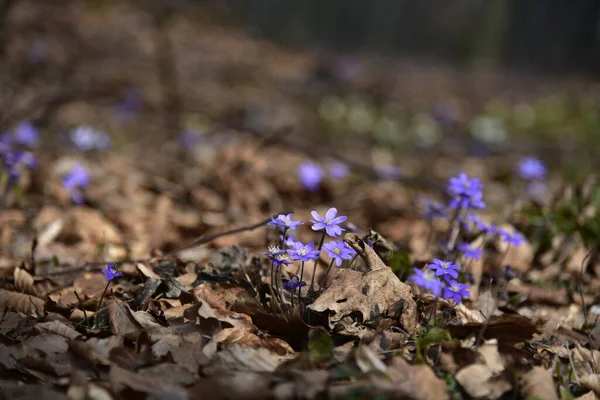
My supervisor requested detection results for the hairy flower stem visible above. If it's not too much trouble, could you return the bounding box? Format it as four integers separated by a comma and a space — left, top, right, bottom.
95, 281, 112, 327
297, 261, 305, 305
318, 260, 335, 289
446, 207, 468, 256
310, 232, 326, 291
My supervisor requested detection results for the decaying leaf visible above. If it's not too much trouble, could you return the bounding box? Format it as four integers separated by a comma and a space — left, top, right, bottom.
582, 374, 600, 395
107, 301, 143, 336
455, 340, 511, 399
371, 356, 449, 400
309, 234, 417, 336
0, 288, 44, 317
518, 367, 560, 400
14, 266, 36, 295
35, 320, 81, 341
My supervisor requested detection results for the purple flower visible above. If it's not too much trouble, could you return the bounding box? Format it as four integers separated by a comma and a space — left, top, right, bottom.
526, 181, 547, 198
517, 157, 546, 181
287, 241, 320, 262
503, 265, 517, 280
284, 276, 305, 291
310, 207, 347, 237
329, 162, 349, 180
263, 246, 283, 257
62, 164, 90, 204
282, 234, 296, 249
102, 264, 123, 281
180, 130, 200, 149
457, 243, 483, 261
442, 281, 470, 304
500, 230, 525, 247
298, 161, 323, 191
13, 122, 39, 147
447, 173, 486, 210
273, 253, 293, 267
422, 197, 447, 219
323, 240, 355, 266
267, 213, 303, 231
427, 259, 461, 281
376, 165, 402, 179
408, 268, 443, 297
70, 126, 111, 150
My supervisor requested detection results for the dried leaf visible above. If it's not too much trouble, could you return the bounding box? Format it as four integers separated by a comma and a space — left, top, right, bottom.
506, 280, 569, 305
455, 340, 511, 399
518, 367, 559, 400
582, 374, 600, 395
209, 344, 288, 373
353, 344, 387, 374
107, 301, 143, 336
14, 266, 36, 295
35, 321, 81, 341
372, 356, 449, 400
309, 267, 417, 335
109, 365, 187, 399
0, 288, 44, 317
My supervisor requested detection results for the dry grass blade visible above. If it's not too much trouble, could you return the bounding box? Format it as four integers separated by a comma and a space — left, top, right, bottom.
0, 288, 44, 317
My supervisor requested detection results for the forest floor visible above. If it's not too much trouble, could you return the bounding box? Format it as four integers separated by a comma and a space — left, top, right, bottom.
0, 2, 600, 400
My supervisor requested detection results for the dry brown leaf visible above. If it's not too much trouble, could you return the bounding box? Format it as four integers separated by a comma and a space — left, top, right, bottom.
273, 370, 329, 400
107, 301, 143, 336
0, 288, 44, 317
448, 314, 538, 344
209, 344, 288, 373
136, 262, 161, 280
14, 266, 36, 295
8, 333, 69, 360
573, 344, 600, 380
574, 391, 600, 400
455, 339, 511, 399
518, 367, 559, 400
506, 280, 569, 305
70, 336, 123, 366
353, 344, 387, 374
73, 273, 107, 299
493, 224, 534, 273
372, 356, 449, 400
582, 375, 600, 395
35, 320, 81, 341
456, 363, 511, 399
193, 282, 250, 311
216, 327, 261, 346
109, 364, 187, 398
309, 267, 417, 335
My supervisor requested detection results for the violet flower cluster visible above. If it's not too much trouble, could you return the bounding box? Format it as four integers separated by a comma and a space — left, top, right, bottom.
0, 122, 39, 189
62, 164, 90, 205
422, 171, 526, 258
297, 161, 350, 191
266, 207, 355, 293
516, 156, 547, 198
408, 259, 470, 304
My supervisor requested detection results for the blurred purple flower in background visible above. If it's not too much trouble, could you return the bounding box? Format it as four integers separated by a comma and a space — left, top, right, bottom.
517, 157, 546, 181
62, 164, 90, 204
103, 263, 123, 281
298, 161, 323, 191
457, 243, 483, 260
376, 165, 402, 179
13, 122, 39, 148
71, 126, 111, 151
180, 130, 201, 149
328, 162, 349, 180
28, 39, 47, 64
447, 172, 486, 210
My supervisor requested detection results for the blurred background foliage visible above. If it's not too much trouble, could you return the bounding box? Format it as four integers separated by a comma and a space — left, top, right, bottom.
0, 0, 599, 176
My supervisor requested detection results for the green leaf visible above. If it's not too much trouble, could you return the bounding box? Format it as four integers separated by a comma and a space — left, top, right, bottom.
309, 329, 334, 361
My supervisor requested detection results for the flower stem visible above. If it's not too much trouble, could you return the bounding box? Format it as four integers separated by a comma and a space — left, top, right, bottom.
319, 260, 335, 288
310, 232, 326, 291
95, 280, 111, 327
297, 261, 305, 306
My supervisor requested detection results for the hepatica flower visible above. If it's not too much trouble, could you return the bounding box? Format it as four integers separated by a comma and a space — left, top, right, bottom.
328, 162, 349, 180
427, 259, 461, 282
298, 161, 323, 191
13, 122, 39, 148
442, 281, 470, 304
408, 268, 443, 297
287, 241, 320, 262
102, 264, 122, 281
498, 230, 525, 247
517, 157, 546, 181
310, 207, 347, 237
323, 240, 355, 266
457, 243, 483, 260
70, 126, 111, 151
268, 213, 303, 231
422, 197, 447, 219
447, 172, 485, 210
284, 276, 305, 291
62, 164, 90, 204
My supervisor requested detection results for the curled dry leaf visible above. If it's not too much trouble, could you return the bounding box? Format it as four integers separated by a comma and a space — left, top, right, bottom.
35, 321, 81, 341
0, 288, 44, 317
573, 343, 600, 379
309, 234, 417, 336
14, 266, 36, 295
518, 367, 560, 400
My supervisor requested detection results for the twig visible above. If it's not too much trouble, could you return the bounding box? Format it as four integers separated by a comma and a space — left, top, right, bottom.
565, 340, 580, 385
73, 290, 89, 328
